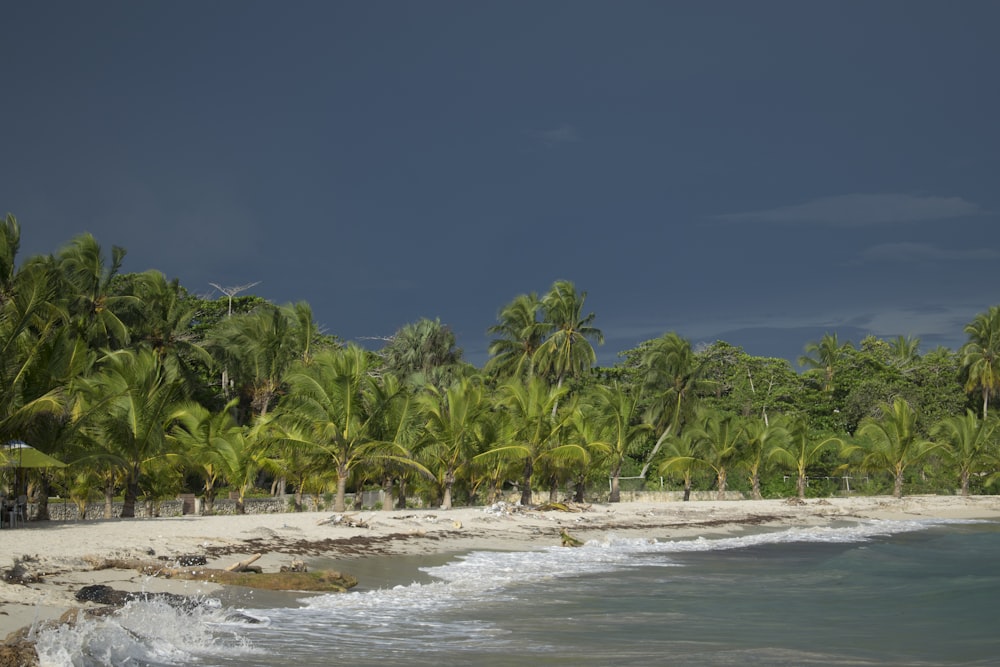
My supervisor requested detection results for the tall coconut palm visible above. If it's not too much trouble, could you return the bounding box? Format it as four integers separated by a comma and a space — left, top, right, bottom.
637, 332, 708, 478
74, 348, 184, 517
534, 280, 604, 390
690, 408, 745, 499
798, 332, 850, 392
380, 318, 464, 389
278, 345, 401, 512
739, 418, 789, 500
54, 233, 139, 351
847, 398, 941, 498
477, 375, 569, 506
768, 417, 841, 499
961, 306, 1000, 419
168, 399, 243, 514
932, 410, 999, 496
485, 293, 547, 380
418, 377, 488, 509
209, 304, 302, 420
584, 384, 652, 502
656, 428, 705, 501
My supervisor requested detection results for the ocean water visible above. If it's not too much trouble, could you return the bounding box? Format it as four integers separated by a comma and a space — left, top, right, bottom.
33, 518, 1000, 667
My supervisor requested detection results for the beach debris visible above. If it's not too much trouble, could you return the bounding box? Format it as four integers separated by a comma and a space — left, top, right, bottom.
452, 520, 462, 529
318, 513, 370, 528
224, 553, 262, 573
280, 559, 308, 573
483, 501, 521, 516
535, 502, 592, 513
784, 497, 807, 506
560, 529, 585, 547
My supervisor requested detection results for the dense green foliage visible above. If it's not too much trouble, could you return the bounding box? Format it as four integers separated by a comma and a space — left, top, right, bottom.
2, 216, 999, 516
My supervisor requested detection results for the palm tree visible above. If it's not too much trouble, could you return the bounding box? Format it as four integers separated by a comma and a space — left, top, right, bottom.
739, 418, 789, 500
75, 348, 184, 517
380, 318, 464, 388
209, 304, 302, 420
585, 384, 652, 502
54, 233, 139, 350
637, 332, 708, 478
847, 398, 942, 498
798, 333, 850, 392
932, 410, 999, 496
278, 345, 394, 512
961, 306, 1000, 419
768, 416, 840, 499
418, 377, 488, 509
888, 335, 921, 369
477, 376, 569, 505
168, 399, 243, 514
534, 280, 604, 390
485, 293, 547, 380
690, 408, 745, 499
657, 428, 705, 501
129, 271, 214, 393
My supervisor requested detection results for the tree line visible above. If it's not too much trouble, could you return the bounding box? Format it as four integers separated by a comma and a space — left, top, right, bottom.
1, 214, 998, 519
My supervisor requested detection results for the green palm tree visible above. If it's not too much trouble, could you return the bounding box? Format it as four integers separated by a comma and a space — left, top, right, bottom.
477, 375, 570, 505
278, 345, 399, 512
75, 348, 184, 517
168, 399, 243, 514
534, 280, 604, 389
381, 318, 464, 388
637, 332, 708, 478
847, 398, 941, 498
418, 377, 488, 509
888, 335, 921, 369
584, 384, 652, 502
54, 233, 139, 350
656, 428, 705, 501
209, 304, 302, 419
768, 416, 841, 499
0, 213, 21, 306
961, 306, 1000, 419
798, 332, 850, 392
485, 293, 546, 380
739, 418, 789, 500
932, 410, 999, 496
690, 408, 745, 499
130, 271, 214, 393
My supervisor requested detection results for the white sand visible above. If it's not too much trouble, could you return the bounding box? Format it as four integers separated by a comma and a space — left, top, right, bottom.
2, 495, 999, 640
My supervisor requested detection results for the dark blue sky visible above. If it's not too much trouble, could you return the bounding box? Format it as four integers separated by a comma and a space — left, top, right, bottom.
3, 1, 998, 366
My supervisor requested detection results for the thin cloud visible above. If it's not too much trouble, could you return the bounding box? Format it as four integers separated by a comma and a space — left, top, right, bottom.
716, 193, 983, 226
859, 242, 1000, 263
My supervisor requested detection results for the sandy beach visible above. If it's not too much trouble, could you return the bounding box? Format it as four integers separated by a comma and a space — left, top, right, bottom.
2, 495, 1000, 647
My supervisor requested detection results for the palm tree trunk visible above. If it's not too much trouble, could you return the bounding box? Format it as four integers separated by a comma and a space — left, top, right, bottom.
797, 472, 807, 499
609, 465, 621, 503
683, 476, 692, 501
520, 457, 533, 506
960, 469, 970, 496
335, 467, 349, 512
104, 479, 115, 519
750, 471, 762, 500
716, 468, 728, 500
121, 473, 139, 518
381, 477, 395, 511
894, 467, 905, 498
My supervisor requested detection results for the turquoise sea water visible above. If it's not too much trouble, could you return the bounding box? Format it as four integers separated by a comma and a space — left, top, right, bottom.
35, 519, 1000, 666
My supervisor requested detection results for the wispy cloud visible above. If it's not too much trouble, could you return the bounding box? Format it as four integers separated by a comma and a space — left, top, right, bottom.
535, 124, 580, 146
859, 242, 1000, 263
716, 193, 983, 226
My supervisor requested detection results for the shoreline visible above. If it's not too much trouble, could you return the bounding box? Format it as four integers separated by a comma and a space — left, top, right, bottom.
3, 495, 1000, 642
